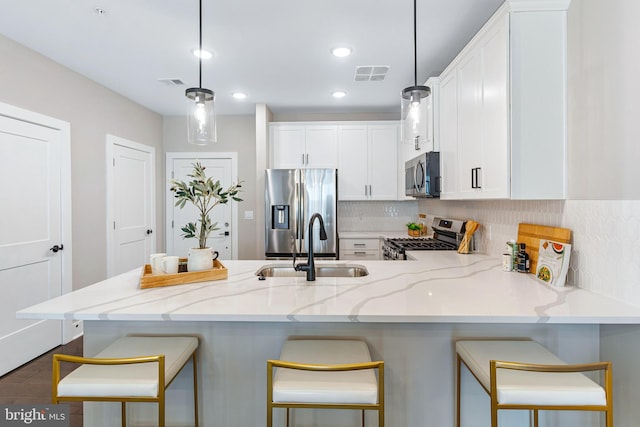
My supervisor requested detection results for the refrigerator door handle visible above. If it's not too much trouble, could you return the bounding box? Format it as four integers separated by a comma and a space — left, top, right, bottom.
299, 177, 305, 241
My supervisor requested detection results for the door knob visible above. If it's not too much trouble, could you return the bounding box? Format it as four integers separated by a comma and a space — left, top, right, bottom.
146, 229, 153, 235
50, 244, 64, 253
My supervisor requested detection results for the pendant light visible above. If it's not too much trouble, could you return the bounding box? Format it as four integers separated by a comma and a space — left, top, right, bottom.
401, 0, 430, 150
186, 0, 216, 145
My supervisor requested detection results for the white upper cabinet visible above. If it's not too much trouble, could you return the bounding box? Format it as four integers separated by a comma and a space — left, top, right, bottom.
338, 122, 399, 201
438, 1, 569, 200
270, 124, 338, 169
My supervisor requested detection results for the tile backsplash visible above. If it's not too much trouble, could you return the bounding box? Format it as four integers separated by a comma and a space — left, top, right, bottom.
340, 199, 640, 307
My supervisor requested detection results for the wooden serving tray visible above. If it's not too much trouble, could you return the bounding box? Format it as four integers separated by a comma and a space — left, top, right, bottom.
517, 223, 571, 274
140, 259, 227, 289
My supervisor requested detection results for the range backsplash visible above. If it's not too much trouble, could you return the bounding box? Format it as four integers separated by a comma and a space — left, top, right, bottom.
338, 200, 419, 232
339, 199, 640, 307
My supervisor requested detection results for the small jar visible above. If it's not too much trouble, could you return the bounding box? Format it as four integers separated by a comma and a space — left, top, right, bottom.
418, 213, 427, 236
506, 240, 518, 271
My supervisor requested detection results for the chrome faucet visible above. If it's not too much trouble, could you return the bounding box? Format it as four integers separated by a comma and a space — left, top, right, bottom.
294, 213, 327, 281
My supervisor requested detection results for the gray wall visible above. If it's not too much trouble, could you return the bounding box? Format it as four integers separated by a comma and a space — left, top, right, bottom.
163, 115, 258, 259
0, 34, 163, 290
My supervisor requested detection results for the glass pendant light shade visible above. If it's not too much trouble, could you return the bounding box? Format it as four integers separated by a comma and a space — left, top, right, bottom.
186, 87, 216, 145
401, 85, 430, 149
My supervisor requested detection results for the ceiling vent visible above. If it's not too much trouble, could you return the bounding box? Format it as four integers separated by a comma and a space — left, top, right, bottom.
354, 66, 390, 82
158, 78, 186, 86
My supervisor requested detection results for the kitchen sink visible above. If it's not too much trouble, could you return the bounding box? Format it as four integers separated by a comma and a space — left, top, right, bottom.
255, 264, 369, 278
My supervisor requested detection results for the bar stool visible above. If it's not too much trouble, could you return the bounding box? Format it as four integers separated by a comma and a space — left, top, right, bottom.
456, 339, 613, 427
267, 339, 384, 427
52, 336, 199, 427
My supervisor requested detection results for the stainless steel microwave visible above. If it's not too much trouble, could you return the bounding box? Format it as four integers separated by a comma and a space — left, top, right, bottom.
405, 152, 440, 198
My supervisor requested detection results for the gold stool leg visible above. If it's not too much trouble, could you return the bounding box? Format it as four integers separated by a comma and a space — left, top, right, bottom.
192, 353, 199, 427
121, 402, 126, 427
286, 408, 290, 427
456, 355, 462, 427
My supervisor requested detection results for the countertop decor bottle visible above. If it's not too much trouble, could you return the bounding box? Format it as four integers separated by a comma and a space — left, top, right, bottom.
418, 213, 427, 236
516, 243, 530, 273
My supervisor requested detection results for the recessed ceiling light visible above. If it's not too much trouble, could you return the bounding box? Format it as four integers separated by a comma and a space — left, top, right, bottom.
232, 92, 248, 100
332, 91, 347, 99
94, 8, 107, 16
191, 49, 212, 59
331, 47, 352, 58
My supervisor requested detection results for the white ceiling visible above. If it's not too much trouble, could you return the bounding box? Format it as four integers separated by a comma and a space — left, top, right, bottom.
0, 0, 504, 116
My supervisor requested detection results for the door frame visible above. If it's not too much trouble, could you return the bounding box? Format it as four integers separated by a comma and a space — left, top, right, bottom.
106, 134, 156, 277
0, 101, 73, 343
166, 152, 239, 259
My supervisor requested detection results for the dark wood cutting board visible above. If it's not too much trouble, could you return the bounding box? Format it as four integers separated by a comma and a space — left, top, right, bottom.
517, 223, 572, 274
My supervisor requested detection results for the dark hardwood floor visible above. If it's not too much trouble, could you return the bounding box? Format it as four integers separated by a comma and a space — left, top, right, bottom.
0, 337, 83, 427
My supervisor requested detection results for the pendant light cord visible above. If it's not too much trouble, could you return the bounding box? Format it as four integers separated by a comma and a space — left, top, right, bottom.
198, 0, 203, 89
413, 0, 417, 86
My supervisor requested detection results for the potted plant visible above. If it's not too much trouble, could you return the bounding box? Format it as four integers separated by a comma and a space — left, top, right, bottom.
407, 222, 421, 237
170, 161, 242, 271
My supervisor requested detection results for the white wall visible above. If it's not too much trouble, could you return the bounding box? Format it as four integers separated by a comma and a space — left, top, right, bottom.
0, 34, 163, 290
567, 0, 640, 199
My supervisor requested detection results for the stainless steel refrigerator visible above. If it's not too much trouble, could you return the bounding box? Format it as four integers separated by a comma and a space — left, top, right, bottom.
265, 168, 338, 259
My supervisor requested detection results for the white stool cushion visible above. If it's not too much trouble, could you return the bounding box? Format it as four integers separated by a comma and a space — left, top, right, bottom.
273, 340, 378, 405
456, 340, 606, 406
57, 336, 198, 398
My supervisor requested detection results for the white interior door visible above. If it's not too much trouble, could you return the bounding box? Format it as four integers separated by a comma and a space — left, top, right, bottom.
107, 135, 155, 277
0, 115, 63, 376
168, 156, 235, 260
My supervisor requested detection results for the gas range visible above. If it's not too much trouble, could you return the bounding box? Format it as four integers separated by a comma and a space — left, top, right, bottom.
382, 217, 467, 260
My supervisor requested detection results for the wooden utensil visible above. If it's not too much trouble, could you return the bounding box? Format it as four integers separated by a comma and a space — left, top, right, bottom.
458, 220, 479, 254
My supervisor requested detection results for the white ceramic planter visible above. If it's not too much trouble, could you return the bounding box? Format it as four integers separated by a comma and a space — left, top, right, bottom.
187, 247, 217, 272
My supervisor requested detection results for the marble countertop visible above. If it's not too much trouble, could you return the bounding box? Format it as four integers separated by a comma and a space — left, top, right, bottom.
17, 253, 640, 324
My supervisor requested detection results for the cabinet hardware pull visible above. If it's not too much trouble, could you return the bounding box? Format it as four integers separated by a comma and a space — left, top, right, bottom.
354, 243, 366, 247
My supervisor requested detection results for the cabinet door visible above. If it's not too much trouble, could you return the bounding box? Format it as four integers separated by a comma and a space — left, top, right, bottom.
439, 69, 459, 199
337, 126, 368, 200
368, 125, 398, 200
456, 50, 483, 198
271, 126, 306, 169
479, 12, 509, 198
305, 125, 338, 168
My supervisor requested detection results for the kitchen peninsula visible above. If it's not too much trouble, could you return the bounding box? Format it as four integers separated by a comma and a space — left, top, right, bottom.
19, 254, 640, 427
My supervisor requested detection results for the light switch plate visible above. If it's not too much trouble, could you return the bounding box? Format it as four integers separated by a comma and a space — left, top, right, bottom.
244, 210, 254, 220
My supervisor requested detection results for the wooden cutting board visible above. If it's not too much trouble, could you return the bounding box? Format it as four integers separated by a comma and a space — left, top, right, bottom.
516, 223, 571, 274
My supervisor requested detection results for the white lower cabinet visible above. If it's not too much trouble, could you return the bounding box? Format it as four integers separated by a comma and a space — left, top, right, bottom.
439, 1, 568, 200
339, 238, 382, 260
338, 123, 398, 201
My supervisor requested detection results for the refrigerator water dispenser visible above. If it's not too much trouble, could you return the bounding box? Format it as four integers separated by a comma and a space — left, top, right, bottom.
272, 205, 289, 229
